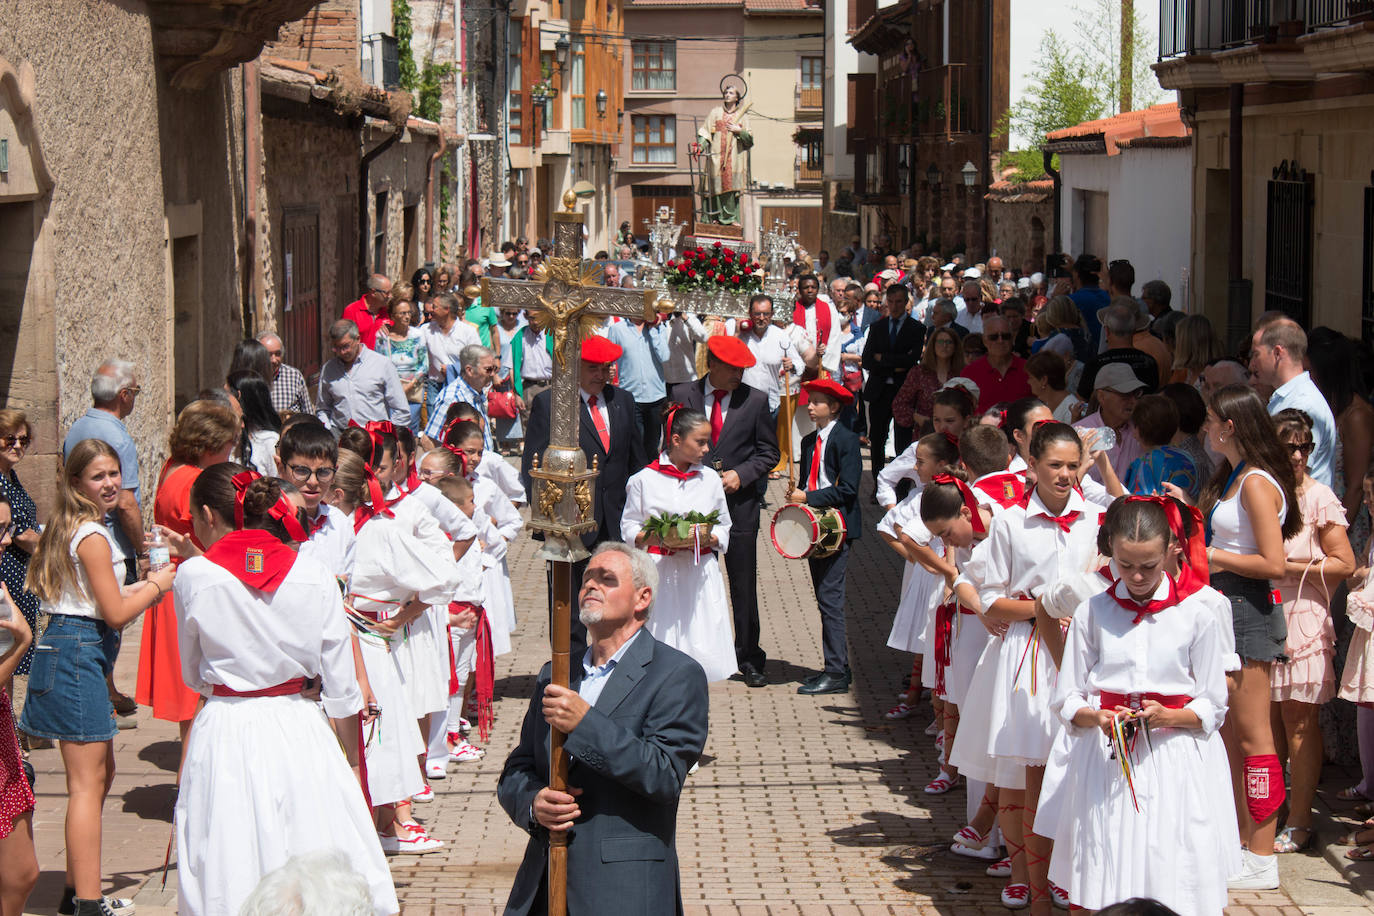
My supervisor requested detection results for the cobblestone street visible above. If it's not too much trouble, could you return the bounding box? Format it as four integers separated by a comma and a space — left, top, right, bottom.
16, 471, 1374, 915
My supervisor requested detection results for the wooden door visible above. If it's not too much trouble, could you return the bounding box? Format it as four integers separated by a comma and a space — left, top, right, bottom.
759, 205, 822, 258
281, 206, 322, 381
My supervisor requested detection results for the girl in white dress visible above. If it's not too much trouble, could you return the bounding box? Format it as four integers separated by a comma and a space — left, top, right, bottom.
1042, 496, 1239, 915
172, 465, 398, 916
331, 451, 461, 855
439, 400, 527, 507
621, 406, 735, 682
975, 421, 1099, 912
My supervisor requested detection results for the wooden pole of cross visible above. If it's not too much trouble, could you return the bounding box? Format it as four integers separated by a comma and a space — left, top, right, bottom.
480, 190, 672, 916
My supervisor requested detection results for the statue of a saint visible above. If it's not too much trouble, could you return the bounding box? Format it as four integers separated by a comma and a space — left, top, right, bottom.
697, 75, 753, 227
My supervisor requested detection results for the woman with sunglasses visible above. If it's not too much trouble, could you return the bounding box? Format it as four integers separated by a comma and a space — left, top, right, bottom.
0, 410, 41, 693
1267, 409, 1354, 854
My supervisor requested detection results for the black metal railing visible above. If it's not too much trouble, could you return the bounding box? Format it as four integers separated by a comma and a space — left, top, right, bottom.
1160, 0, 1374, 57
362, 33, 400, 90
1264, 160, 1315, 327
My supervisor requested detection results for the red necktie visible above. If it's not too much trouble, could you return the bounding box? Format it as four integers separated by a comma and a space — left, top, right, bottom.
1037, 510, 1080, 534
807, 434, 823, 490
589, 395, 610, 452
710, 390, 725, 446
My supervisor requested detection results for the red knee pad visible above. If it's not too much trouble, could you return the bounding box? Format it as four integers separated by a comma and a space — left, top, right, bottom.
1244, 754, 1286, 823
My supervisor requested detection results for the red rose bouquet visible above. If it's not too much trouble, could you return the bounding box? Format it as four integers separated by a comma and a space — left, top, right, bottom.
664, 241, 762, 293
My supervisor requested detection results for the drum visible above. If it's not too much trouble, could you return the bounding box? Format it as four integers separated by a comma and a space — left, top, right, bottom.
770, 504, 847, 560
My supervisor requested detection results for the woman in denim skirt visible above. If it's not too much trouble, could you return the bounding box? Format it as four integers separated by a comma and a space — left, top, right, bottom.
19, 440, 175, 916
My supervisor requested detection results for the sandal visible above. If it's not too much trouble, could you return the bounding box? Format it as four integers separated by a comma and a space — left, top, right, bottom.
1348, 845, 1374, 861
1274, 825, 1315, 853
1338, 785, 1369, 801
1341, 826, 1374, 847
924, 771, 959, 795
953, 825, 989, 849
884, 702, 917, 720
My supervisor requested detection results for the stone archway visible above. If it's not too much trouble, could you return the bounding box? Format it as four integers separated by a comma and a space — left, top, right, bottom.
0, 56, 59, 510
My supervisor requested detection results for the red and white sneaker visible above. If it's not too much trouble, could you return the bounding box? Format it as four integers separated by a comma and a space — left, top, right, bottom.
379, 831, 444, 855
924, 718, 942, 736
952, 825, 988, 849
923, 770, 959, 795
412, 784, 435, 803
449, 740, 485, 763
950, 839, 1001, 861
884, 701, 917, 720
1000, 883, 1030, 909
1050, 882, 1070, 909
986, 856, 1013, 878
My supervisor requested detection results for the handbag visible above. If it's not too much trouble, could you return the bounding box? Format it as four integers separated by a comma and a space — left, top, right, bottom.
841, 365, 864, 393
487, 386, 520, 420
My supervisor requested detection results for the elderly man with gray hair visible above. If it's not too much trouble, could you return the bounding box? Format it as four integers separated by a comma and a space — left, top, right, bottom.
498, 541, 708, 916
316, 319, 410, 433
423, 343, 499, 448
257, 331, 312, 414
63, 358, 145, 720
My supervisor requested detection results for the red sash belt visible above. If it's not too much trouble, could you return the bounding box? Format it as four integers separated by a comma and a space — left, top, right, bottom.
933, 602, 976, 696
211, 678, 306, 698
1098, 691, 1193, 711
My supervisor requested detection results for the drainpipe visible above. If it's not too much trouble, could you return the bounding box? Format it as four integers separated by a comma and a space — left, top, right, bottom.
359, 124, 402, 281
1043, 148, 1061, 255
243, 59, 262, 335
426, 128, 452, 264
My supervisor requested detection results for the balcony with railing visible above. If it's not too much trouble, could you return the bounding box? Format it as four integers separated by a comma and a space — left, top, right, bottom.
914, 63, 968, 140
1157, 0, 1374, 86
797, 85, 823, 111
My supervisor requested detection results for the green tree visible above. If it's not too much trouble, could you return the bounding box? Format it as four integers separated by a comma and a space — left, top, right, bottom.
1074, 0, 1163, 116
999, 30, 1105, 182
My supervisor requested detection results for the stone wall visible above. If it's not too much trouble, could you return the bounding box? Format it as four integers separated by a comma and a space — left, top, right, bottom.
271, 0, 360, 71
0, 0, 174, 511
987, 194, 1053, 279
368, 123, 440, 279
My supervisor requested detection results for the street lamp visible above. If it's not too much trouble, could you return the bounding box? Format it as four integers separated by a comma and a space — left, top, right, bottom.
926, 162, 940, 190
555, 33, 570, 73
961, 159, 980, 187
596, 89, 608, 119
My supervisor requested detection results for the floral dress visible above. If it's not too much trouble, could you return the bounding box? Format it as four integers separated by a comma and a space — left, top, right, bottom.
0, 470, 40, 675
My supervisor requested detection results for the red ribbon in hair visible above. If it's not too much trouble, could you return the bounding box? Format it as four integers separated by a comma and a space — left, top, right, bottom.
352, 463, 396, 533
442, 444, 473, 480
942, 431, 960, 448
930, 472, 986, 534
229, 470, 308, 542
348, 419, 396, 467
1122, 495, 1208, 599
661, 402, 688, 451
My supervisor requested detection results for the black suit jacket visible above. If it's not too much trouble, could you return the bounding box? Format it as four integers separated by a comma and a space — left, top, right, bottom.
497, 630, 709, 916
797, 422, 863, 538
668, 379, 779, 531
521, 384, 649, 547
860, 314, 926, 400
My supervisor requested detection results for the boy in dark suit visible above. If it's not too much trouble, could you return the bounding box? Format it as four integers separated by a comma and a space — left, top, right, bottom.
789, 378, 862, 695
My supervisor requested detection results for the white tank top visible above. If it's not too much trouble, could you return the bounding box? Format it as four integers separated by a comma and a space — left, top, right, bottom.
1209, 468, 1286, 554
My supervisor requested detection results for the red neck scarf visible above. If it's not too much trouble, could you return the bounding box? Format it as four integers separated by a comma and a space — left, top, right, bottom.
930, 473, 986, 534
973, 472, 1025, 509
203, 529, 298, 593
1108, 574, 1179, 625
793, 299, 831, 346
309, 508, 331, 535
647, 457, 700, 481
353, 464, 396, 533
1036, 508, 1080, 533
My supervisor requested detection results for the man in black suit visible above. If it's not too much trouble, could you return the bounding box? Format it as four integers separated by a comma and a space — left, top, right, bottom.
861, 283, 925, 479
669, 336, 780, 687
522, 335, 650, 656
789, 379, 862, 695
498, 542, 709, 915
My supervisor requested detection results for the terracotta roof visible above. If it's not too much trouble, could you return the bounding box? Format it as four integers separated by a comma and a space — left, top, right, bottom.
1044, 102, 1189, 157
629, 0, 741, 6
985, 178, 1054, 203
745, 0, 821, 12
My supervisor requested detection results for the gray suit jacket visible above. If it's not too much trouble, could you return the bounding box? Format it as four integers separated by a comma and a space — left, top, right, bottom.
497, 629, 709, 915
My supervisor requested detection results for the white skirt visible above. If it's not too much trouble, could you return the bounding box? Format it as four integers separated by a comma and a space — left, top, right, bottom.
392, 608, 449, 715
644, 551, 737, 682
946, 613, 990, 708
175, 693, 398, 916
357, 634, 424, 805
1040, 723, 1240, 916
948, 636, 1026, 790
482, 562, 513, 657
888, 563, 942, 655
986, 619, 1059, 767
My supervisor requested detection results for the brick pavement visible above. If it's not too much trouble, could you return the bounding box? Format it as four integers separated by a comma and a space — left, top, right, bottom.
16, 469, 1371, 914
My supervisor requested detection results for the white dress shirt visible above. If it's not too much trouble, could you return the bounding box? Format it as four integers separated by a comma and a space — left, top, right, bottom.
704, 379, 731, 428
580, 388, 611, 445
579, 629, 646, 705
422, 319, 481, 381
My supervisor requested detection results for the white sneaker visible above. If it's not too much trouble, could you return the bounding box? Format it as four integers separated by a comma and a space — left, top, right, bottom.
425, 761, 447, 779
951, 839, 1002, 861
379, 832, 444, 855
1226, 849, 1280, 890
449, 740, 485, 763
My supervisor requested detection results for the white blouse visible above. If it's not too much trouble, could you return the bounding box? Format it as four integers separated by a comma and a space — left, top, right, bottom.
1055, 580, 1228, 736
173, 552, 363, 719
477, 451, 527, 506
973, 487, 1101, 610
349, 515, 463, 617
299, 504, 355, 579
43, 521, 125, 620
621, 460, 732, 554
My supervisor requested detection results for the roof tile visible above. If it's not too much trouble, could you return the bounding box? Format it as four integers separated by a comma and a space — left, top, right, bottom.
1045, 102, 1189, 156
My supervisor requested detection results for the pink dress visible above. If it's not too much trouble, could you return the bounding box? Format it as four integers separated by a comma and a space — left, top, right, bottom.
1270, 481, 1345, 703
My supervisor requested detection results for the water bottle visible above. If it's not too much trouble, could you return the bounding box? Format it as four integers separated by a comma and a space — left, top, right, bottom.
148, 528, 171, 572
1086, 426, 1117, 452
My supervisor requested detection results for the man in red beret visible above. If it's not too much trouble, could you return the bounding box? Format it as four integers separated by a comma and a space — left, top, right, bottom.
521, 334, 650, 656
789, 378, 862, 695
669, 334, 780, 687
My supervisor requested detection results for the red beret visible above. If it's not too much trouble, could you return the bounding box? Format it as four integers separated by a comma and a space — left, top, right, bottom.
580, 335, 623, 364
707, 335, 756, 368
802, 377, 854, 407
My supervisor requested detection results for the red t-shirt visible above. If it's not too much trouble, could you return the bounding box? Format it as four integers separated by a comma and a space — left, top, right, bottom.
959, 355, 1032, 413
342, 297, 387, 349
